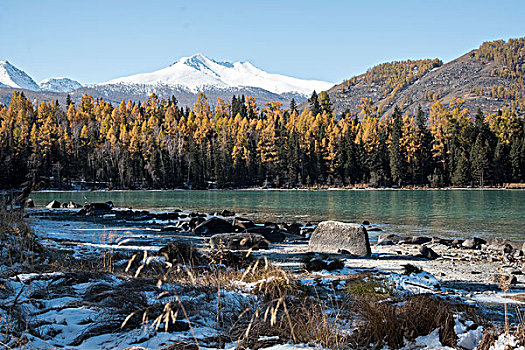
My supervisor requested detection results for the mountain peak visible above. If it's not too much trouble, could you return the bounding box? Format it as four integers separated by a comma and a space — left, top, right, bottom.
0, 60, 40, 91
174, 54, 234, 70
39, 77, 83, 92
102, 54, 333, 96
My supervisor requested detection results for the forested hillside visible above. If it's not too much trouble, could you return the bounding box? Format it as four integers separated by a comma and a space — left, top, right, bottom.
1, 89, 524, 190
328, 37, 525, 118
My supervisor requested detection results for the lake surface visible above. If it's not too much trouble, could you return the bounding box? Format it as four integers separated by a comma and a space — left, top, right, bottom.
31, 190, 525, 240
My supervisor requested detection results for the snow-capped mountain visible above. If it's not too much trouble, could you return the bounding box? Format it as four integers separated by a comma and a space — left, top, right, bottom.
99, 54, 333, 96
0, 55, 334, 107
39, 78, 82, 92
0, 60, 40, 91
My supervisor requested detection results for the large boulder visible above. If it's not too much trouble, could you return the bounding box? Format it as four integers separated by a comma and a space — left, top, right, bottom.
308, 221, 371, 256
210, 232, 268, 250
194, 217, 234, 235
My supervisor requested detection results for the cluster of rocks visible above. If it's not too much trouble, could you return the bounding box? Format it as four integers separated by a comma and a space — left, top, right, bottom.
43, 200, 312, 251
377, 233, 525, 262
42, 199, 524, 268
306, 221, 525, 268
46, 200, 83, 209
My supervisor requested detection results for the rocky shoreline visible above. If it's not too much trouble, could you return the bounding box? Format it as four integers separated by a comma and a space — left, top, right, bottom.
35, 200, 525, 314
1, 200, 525, 349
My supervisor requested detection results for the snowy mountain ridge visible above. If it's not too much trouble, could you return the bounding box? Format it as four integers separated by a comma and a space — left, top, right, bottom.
99, 53, 334, 96
39, 78, 83, 93
0, 55, 334, 101
0, 60, 40, 91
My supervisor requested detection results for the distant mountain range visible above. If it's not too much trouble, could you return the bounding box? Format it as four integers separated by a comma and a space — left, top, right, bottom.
0, 55, 333, 106
1, 38, 524, 115
0, 60, 83, 93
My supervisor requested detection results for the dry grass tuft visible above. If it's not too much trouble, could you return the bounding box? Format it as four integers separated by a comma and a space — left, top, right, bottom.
352, 294, 469, 349
0, 205, 43, 272
234, 296, 348, 350
476, 326, 499, 350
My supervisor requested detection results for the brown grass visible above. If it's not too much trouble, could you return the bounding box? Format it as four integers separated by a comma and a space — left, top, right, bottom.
352, 294, 470, 349
0, 205, 42, 272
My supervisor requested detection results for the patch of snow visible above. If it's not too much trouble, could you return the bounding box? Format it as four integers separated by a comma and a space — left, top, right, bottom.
13, 272, 64, 283
405, 328, 454, 349
471, 291, 525, 305
387, 270, 442, 296
489, 333, 525, 350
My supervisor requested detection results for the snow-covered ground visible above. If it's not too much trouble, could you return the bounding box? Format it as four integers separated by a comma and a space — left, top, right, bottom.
2, 207, 525, 349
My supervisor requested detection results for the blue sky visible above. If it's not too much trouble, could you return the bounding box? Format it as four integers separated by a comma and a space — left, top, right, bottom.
1, 0, 524, 85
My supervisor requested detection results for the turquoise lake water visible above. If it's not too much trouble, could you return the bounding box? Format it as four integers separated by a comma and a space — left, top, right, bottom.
31, 190, 525, 240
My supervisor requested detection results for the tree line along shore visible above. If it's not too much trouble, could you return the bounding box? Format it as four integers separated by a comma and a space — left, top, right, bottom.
0, 89, 524, 191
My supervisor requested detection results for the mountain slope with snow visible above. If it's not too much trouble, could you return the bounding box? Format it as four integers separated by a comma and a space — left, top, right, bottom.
0, 60, 40, 91
99, 54, 334, 96
39, 78, 83, 92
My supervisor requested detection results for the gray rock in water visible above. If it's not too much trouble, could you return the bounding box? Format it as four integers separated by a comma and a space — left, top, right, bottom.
308, 221, 371, 256
419, 245, 440, 260
210, 232, 268, 250
46, 200, 61, 209
67, 201, 81, 209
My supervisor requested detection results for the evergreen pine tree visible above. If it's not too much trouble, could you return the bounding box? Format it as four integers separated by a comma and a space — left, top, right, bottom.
308, 91, 321, 116
289, 98, 298, 114
415, 105, 433, 184
470, 134, 489, 186
510, 137, 522, 181
389, 106, 405, 186
452, 150, 470, 186
493, 140, 508, 185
